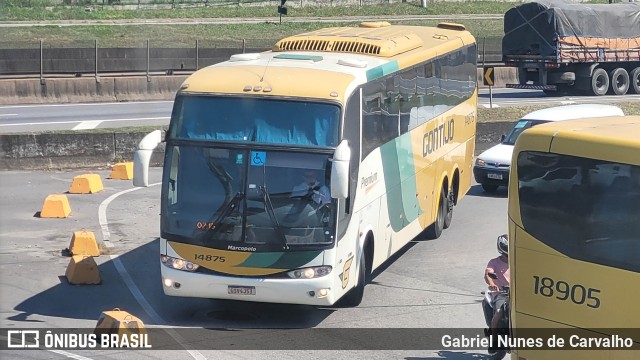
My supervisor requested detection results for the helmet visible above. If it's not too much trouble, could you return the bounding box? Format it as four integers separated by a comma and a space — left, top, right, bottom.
497, 234, 509, 256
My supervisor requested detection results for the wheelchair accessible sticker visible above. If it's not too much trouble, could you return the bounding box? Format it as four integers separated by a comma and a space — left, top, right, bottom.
251, 151, 266, 166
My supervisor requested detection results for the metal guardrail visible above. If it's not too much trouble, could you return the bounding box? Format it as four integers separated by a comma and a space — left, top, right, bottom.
0, 37, 504, 79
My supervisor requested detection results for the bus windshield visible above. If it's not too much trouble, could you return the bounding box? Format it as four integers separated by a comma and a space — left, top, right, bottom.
169, 95, 340, 147
517, 151, 640, 273
161, 146, 336, 251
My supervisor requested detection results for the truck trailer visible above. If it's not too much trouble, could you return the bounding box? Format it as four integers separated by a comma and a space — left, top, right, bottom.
503, 0, 640, 96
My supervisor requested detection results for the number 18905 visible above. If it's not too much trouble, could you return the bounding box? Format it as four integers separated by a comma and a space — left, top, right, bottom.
533, 276, 601, 308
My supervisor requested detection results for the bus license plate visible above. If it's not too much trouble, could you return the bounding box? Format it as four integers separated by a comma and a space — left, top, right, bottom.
228, 286, 256, 295
487, 173, 503, 180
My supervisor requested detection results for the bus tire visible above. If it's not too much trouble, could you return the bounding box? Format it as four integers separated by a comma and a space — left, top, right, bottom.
340, 252, 366, 307
609, 68, 629, 95
425, 189, 445, 239
590, 68, 609, 96
443, 190, 454, 229
630, 67, 640, 94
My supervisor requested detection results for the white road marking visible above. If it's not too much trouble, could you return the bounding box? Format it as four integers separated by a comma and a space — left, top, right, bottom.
0, 116, 169, 127
48, 349, 95, 360
0, 335, 94, 360
0, 113, 18, 117
0, 101, 172, 110
72, 120, 103, 130
481, 104, 500, 108
560, 100, 576, 105
98, 184, 206, 360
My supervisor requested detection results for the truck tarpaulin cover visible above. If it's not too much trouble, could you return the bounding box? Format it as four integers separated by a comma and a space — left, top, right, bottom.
503, 0, 640, 57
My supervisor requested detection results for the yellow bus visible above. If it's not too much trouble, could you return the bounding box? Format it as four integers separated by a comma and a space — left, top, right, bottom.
134, 22, 477, 306
508, 115, 640, 359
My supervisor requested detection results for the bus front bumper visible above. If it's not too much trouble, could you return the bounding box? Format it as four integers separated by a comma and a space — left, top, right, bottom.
161, 266, 337, 306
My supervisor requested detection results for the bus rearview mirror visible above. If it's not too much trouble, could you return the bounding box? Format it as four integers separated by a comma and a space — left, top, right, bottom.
133, 130, 163, 187
330, 140, 351, 199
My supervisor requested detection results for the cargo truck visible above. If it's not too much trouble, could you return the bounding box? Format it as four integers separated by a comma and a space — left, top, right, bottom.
502, 0, 640, 96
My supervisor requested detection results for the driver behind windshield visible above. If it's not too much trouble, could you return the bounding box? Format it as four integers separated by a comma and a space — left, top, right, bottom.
290, 170, 330, 206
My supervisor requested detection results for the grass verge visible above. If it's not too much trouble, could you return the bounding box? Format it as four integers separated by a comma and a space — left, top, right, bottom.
478, 102, 640, 123
1, 1, 612, 21
2, 19, 503, 47
1, 2, 515, 21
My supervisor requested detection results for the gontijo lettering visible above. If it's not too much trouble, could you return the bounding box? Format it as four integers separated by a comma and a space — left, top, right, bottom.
423, 118, 454, 157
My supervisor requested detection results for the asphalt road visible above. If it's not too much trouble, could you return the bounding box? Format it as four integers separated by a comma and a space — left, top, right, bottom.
0, 101, 173, 133
1, 88, 638, 133
0, 168, 509, 359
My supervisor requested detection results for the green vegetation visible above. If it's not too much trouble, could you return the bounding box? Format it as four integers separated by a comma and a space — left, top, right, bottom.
478, 102, 640, 123
1, 19, 504, 47
0, 0, 614, 21
1, 0, 612, 46
1, 2, 514, 21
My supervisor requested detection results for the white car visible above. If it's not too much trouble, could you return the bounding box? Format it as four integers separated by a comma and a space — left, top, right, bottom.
473, 104, 625, 193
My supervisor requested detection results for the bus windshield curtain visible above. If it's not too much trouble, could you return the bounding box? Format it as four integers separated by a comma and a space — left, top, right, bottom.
253, 117, 333, 146
184, 116, 334, 146
177, 97, 338, 147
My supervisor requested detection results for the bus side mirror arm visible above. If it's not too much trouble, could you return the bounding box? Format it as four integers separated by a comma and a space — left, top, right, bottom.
133, 130, 163, 187
330, 140, 351, 199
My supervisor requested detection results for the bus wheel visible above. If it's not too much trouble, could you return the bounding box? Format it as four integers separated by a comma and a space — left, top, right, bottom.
426, 189, 445, 239
443, 190, 454, 229
340, 252, 366, 307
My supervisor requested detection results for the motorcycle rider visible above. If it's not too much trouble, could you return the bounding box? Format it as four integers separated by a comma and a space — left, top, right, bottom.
484, 234, 510, 353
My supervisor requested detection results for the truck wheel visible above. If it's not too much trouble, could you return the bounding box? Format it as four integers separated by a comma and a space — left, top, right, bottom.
590, 68, 609, 96
609, 68, 629, 95
631, 67, 640, 94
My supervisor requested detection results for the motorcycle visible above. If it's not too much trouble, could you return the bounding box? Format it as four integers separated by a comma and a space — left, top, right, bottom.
481, 272, 510, 360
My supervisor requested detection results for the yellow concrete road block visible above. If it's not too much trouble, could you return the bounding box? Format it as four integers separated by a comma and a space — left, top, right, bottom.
69, 174, 104, 194
95, 308, 146, 336
40, 194, 71, 218
69, 230, 100, 257
109, 162, 134, 180
65, 255, 101, 285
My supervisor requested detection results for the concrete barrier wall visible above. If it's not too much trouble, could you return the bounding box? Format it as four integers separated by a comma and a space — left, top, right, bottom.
0, 131, 165, 170
0, 68, 517, 105
476, 66, 518, 88
0, 47, 271, 75
0, 76, 188, 105
0, 122, 513, 170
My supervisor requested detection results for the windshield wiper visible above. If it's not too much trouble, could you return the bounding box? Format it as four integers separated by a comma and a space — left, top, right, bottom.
200, 191, 244, 239
259, 185, 289, 250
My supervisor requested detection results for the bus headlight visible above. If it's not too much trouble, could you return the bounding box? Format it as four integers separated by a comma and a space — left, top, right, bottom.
475, 158, 486, 166
161, 255, 199, 272
287, 266, 332, 279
